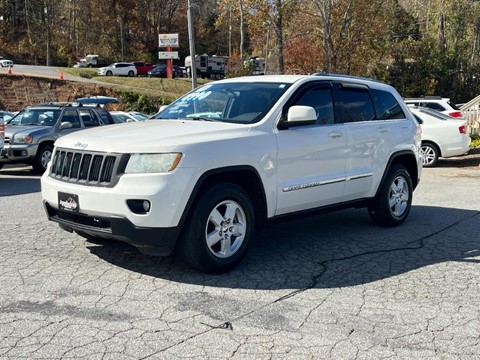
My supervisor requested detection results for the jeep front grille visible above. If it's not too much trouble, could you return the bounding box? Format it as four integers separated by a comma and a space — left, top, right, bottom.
50, 148, 129, 187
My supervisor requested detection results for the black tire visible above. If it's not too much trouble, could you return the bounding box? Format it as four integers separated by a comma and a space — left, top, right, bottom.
32, 144, 53, 174
368, 164, 413, 227
421, 142, 439, 167
128, 70, 135, 77
179, 183, 255, 274
0, 163, 3, 171
106, 70, 113, 76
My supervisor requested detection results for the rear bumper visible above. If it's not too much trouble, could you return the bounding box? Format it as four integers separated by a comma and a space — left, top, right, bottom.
43, 201, 181, 256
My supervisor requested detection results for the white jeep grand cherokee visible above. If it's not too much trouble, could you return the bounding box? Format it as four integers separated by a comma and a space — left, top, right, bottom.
41, 74, 422, 273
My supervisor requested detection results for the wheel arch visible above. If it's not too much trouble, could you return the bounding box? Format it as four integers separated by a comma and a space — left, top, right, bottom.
37, 139, 55, 151
376, 150, 420, 197
178, 166, 268, 231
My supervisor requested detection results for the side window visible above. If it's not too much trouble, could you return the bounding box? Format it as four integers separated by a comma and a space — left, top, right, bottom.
61, 110, 81, 128
96, 108, 115, 124
371, 89, 406, 120
294, 87, 334, 125
79, 109, 100, 127
337, 86, 375, 122
425, 103, 445, 111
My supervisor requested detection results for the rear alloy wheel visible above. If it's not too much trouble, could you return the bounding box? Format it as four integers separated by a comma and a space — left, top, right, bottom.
128, 70, 135, 77
368, 164, 413, 227
32, 144, 53, 174
179, 183, 254, 273
420, 142, 439, 167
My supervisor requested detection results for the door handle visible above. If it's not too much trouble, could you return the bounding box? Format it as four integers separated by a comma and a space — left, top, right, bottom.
328, 132, 343, 138
378, 127, 390, 133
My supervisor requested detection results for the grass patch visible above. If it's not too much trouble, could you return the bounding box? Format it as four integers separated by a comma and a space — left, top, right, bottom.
62, 67, 98, 79
61, 68, 212, 114
471, 134, 480, 148
91, 76, 202, 98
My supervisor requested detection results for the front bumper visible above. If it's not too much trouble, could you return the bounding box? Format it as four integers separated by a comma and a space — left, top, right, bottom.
44, 201, 181, 256
0, 144, 38, 163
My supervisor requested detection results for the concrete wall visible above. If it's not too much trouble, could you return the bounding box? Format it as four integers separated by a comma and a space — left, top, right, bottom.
0, 74, 118, 112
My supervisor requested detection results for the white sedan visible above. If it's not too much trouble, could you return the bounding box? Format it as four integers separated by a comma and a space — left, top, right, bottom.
97, 62, 137, 77
110, 111, 145, 123
410, 107, 471, 167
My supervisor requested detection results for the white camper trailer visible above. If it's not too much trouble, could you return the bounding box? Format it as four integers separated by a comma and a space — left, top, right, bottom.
184, 54, 228, 79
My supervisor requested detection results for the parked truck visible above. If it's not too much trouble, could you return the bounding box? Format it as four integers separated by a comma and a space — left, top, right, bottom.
248, 56, 266, 75
184, 54, 228, 79
74, 54, 112, 68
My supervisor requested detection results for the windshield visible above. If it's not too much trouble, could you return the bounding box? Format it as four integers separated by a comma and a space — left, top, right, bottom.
153, 82, 291, 124
7, 109, 61, 126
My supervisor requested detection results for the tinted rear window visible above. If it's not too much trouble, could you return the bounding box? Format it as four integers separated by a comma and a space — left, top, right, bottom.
371, 89, 405, 120
337, 87, 375, 122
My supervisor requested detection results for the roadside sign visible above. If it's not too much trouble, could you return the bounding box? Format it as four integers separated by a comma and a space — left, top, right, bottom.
158, 51, 179, 60
159, 34, 179, 48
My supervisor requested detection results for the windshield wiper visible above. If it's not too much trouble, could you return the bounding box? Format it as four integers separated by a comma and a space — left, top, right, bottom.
189, 116, 220, 122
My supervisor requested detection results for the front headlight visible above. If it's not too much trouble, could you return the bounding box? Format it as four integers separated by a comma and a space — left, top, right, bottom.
13, 134, 33, 144
125, 153, 182, 174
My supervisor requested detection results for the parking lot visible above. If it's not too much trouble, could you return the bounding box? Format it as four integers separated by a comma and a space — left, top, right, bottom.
1, 155, 479, 359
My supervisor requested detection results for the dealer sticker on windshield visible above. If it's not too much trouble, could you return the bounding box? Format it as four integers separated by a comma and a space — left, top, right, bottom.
58, 192, 80, 213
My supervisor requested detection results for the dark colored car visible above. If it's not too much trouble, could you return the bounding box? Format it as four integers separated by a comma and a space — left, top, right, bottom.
0, 103, 115, 173
147, 64, 180, 78
132, 61, 156, 77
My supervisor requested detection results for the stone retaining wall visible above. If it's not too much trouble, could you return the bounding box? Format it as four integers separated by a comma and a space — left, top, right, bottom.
0, 74, 117, 112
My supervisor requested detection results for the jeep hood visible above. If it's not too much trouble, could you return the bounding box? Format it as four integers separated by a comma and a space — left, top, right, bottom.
54, 120, 251, 152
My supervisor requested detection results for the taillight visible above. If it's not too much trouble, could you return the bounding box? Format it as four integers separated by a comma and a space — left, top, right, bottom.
459, 125, 467, 134
448, 111, 463, 118
0, 123, 4, 139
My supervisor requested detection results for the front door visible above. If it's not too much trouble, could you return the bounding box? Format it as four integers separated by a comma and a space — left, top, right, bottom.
275, 82, 347, 215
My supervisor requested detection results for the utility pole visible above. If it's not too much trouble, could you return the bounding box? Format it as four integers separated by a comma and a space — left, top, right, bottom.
228, 6, 232, 58
45, 6, 51, 66
187, 0, 197, 89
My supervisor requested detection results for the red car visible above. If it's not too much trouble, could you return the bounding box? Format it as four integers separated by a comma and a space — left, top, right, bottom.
132, 61, 155, 77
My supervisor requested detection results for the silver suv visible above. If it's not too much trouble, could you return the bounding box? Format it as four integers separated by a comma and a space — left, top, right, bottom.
1, 103, 115, 173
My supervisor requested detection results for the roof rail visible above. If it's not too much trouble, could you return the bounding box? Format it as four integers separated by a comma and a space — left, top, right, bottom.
312, 72, 381, 83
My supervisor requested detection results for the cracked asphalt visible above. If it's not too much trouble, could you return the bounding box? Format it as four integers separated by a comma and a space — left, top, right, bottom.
1, 156, 479, 359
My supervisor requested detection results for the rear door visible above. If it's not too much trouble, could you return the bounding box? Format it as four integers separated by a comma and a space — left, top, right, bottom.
79, 109, 101, 127
338, 84, 410, 200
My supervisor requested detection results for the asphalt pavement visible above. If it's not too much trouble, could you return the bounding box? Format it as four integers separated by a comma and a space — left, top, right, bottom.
0, 158, 479, 359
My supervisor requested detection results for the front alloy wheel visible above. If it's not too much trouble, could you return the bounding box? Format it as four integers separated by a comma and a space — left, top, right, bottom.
205, 200, 247, 259
32, 145, 53, 174
180, 183, 254, 273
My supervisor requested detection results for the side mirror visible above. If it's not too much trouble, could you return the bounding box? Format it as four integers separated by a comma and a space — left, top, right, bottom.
279, 105, 317, 129
60, 122, 73, 129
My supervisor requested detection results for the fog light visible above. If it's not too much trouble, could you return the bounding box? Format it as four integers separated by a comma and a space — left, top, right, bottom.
21, 150, 28, 156
126, 199, 151, 214
142, 200, 150, 212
